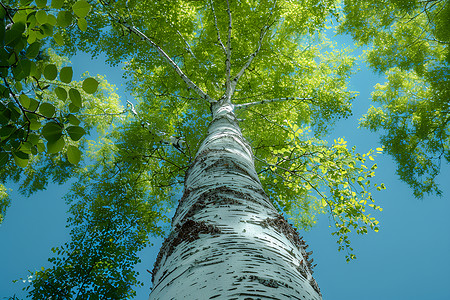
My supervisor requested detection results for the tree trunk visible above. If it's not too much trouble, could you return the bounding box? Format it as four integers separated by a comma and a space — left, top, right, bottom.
149, 102, 322, 299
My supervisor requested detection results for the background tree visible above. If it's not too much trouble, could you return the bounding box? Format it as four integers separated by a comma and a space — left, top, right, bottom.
339, 0, 450, 198
0, 0, 105, 223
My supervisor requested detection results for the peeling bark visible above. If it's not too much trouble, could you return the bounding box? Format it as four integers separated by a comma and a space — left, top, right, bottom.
149, 102, 322, 299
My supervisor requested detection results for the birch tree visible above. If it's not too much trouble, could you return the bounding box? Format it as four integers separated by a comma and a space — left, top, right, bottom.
2, 0, 386, 298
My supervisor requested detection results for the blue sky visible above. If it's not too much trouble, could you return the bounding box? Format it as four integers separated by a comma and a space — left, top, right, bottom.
1, 43, 450, 300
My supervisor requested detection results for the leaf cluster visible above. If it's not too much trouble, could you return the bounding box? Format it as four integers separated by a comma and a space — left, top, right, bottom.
339, 0, 450, 197
256, 122, 385, 260
0, 0, 101, 221
0, 0, 394, 297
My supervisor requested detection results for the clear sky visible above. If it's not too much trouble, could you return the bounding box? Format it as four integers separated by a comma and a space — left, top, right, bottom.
1, 40, 450, 300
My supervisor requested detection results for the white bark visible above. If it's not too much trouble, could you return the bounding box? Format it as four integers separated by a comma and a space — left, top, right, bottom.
149, 102, 321, 299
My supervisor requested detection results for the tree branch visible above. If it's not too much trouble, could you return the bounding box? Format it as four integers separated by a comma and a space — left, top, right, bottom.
0, 2, 14, 24
118, 21, 214, 103
225, 0, 232, 101
235, 97, 314, 110
209, 0, 226, 55
229, 1, 277, 96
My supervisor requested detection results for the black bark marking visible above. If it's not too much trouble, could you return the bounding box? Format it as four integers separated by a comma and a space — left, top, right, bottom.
310, 278, 321, 296
260, 215, 317, 273
236, 275, 292, 289
177, 186, 274, 224
152, 219, 221, 284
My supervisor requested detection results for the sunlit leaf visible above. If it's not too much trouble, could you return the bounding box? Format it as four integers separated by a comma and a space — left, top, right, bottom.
19, 94, 30, 109
35, 0, 47, 9
13, 151, 29, 167
72, 0, 91, 18
53, 33, 64, 46
36, 10, 48, 25
77, 17, 87, 31
68, 114, 81, 125
51, 0, 64, 9
67, 145, 81, 164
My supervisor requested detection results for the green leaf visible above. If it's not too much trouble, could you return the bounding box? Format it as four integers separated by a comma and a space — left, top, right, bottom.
39, 103, 56, 118
26, 42, 41, 59
42, 122, 62, 142
27, 12, 37, 28
28, 98, 39, 111
69, 103, 80, 113
66, 125, 85, 141
36, 141, 45, 152
0, 152, 8, 166
5, 22, 25, 46
0, 6, 6, 19
72, 0, 91, 18
29, 60, 38, 78
53, 32, 64, 46
47, 14, 57, 26
27, 30, 37, 44
41, 24, 54, 37
47, 137, 65, 154
35, 27, 45, 40
13, 152, 29, 167
29, 61, 41, 79
19, 141, 33, 154
12, 10, 27, 23
29, 119, 42, 130
0, 109, 11, 125
27, 134, 40, 145
0, 124, 15, 138
57, 10, 73, 27
77, 17, 87, 31
44, 64, 58, 80
36, 0, 47, 9
36, 10, 48, 25
67, 114, 81, 125
67, 145, 81, 164
82, 77, 98, 94
55, 87, 67, 100
59, 67, 73, 83
51, 0, 64, 9
69, 88, 82, 107
13, 59, 32, 80
19, 94, 30, 109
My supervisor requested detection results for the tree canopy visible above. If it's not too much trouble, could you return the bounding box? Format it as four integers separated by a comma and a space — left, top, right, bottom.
2, 0, 446, 298
339, 0, 450, 197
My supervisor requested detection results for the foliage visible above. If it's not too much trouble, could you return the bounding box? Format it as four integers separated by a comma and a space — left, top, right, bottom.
339, 0, 450, 197
27, 152, 166, 298
52, 0, 384, 258
0, 0, 391, 298
0, 0, 101, 221
255, 122, 384, 260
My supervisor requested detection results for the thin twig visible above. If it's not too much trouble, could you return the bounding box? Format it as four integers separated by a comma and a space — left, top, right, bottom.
235, 97, 314, 110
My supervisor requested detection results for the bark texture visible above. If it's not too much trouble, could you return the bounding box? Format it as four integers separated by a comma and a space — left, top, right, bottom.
149, 103, 322, 299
